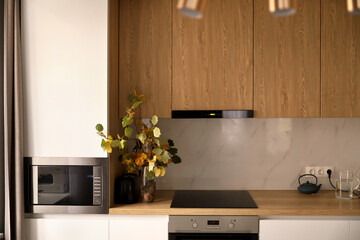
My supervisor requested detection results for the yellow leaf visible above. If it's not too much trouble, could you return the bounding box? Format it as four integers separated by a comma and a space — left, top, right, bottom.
160, 167, 166, 176
108, 135, 113, 140
154, 167, 161, 177
117, 134, 121, 140
151, 115, 158, 125
149, 161, 155, 171
105, 142, 112, 153
153, 127, 161, 138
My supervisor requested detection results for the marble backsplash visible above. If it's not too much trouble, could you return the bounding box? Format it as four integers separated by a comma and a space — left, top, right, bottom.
154, 118, 360, 190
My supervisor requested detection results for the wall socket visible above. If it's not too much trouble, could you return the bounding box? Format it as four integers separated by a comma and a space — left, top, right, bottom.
305, 166, 335, 178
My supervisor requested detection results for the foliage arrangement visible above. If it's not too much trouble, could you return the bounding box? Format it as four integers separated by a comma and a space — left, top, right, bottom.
96, 91, 181, 180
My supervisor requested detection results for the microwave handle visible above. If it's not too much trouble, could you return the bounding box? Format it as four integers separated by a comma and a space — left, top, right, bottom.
32, 166, 38, 204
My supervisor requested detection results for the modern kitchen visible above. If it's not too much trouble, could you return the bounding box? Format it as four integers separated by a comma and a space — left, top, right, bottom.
1, 0, 360, 239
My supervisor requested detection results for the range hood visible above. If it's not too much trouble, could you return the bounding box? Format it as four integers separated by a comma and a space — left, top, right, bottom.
171, 110, 254, 119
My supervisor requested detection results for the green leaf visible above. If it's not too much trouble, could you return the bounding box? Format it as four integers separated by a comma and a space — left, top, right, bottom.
154, 139, 161, 147
172, 155, 182, 164
111, 140, 120, 148
101, 139, 106, 149
122, 116, 133, 127
120, 139, 127, 149
128, 93, 135, 103
160, 151, 171, 163
152, 148, 162, 156
132, 101, 142, 109
168, 139, 174, 147
145, 170, 155, 181
96, 124, 104, 132
168, 148, 178, 155
151, 115, 158, 125
153, 127, 161, 138
124, 127, 133, 138
137, 133, 147, 143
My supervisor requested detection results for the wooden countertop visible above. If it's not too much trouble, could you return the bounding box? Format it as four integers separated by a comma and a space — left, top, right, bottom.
109, 190, 360, 216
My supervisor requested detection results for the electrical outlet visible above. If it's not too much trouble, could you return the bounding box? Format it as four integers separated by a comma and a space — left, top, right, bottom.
305, 166, 334, 178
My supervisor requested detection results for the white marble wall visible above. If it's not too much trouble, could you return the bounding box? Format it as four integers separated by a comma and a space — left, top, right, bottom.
154, 118, 360, 190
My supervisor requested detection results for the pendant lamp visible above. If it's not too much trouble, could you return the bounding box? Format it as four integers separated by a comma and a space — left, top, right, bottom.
177, 0, 207, 19
347, 0, 360, 14
269, 0, 296, 16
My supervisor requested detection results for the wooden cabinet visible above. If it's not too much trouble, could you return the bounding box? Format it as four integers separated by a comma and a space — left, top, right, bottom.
260, 219, 350, 240
321, 0, 360, 117
172, 0, 253, 111
119, 0, 172, 118
254, 0, 321, 117
25, 218, 108, 240
109, 215, 168, 240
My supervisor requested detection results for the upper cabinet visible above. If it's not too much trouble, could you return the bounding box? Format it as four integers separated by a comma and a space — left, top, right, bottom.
119, 0, 172, 118
172, 0, 253, 111
254, 0, 321, 117
321, 0, 360, 117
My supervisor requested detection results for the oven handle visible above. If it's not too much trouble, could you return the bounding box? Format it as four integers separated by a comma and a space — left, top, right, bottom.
32, 166, 38, 204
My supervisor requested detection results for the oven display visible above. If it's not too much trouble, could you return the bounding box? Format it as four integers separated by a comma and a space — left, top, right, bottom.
207, 220, 220, 225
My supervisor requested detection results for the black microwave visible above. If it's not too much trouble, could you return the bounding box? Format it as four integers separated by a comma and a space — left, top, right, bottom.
24, 157, 109, 214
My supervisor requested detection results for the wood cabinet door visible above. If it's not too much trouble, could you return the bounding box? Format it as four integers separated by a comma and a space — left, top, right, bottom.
172, 0, 253, 111
254, 0, 321, 117
321, 0, 360, 117
119, 0, 172, 118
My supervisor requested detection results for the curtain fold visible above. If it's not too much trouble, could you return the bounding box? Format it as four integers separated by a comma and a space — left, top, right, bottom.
3, 0, 24, 239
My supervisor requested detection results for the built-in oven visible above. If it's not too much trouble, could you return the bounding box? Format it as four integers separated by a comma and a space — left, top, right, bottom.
25, 157, 109, 214
169, 216, 258, 240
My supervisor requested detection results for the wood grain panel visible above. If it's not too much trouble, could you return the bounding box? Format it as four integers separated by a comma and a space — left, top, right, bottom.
254, 0, 321, 117
172, 0, 253, 110
119, 0, 172, 118
108, 0, 123, 207
321, 0, 360, 117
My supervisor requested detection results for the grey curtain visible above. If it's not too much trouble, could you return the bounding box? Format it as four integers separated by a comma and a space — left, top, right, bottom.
3, 0, 24, 239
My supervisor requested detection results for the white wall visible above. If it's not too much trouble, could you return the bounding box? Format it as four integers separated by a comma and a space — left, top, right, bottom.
22, 0, 107, 157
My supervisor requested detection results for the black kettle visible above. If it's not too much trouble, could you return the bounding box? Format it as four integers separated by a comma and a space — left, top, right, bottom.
114, 174, 140, 204
297, 174, 322, 194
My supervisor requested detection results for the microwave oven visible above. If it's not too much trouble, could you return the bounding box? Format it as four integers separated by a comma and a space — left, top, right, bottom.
25, 157, 109, 214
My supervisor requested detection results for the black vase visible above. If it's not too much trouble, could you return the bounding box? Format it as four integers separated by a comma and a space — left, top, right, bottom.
114, 174, 140, 204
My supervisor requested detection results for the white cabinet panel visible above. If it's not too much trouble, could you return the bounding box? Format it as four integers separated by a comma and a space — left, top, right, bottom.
260, 220, 349, 240
350, 220, 360, 240
109, 215, 168, 240
21, 0, 107, 157
25, 218, 108, 240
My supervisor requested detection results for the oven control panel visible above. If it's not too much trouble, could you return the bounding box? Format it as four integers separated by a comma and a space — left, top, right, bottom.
169, 216, 259, 233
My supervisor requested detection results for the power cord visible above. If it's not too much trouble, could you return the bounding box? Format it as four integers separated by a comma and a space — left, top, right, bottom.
327, 169, 336, 189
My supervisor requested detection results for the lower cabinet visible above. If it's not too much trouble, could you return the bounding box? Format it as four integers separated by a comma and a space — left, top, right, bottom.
109, 215, 169, 240
25, 215, 169, 240
25, 218, 109, 240
350, 221, 360, 240
260, 219, 350, 240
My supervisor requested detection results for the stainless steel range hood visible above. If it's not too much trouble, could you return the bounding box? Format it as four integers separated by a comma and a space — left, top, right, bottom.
171, 110, 254, 118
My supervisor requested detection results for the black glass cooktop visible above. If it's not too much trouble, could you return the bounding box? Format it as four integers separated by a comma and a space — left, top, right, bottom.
170, 190, 258, 208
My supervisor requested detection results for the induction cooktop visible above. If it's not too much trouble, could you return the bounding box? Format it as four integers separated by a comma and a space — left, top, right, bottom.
170, 190, 258, 208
